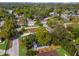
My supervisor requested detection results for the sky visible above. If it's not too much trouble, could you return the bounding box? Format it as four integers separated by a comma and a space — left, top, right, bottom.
0, 0, 79, 2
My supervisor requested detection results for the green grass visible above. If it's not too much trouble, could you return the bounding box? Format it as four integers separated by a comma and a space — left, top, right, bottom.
56, 48, 70, 56
19, 40, 26, 56
0, 39, 8, 50
1, 54, 9, 56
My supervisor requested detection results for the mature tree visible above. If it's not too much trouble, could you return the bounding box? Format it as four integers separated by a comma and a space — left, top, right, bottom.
75, 37, 79, 45
21, 34, 37, 56
21, 34, 36, 49
50, 23, 76, 55
67, 23, 79, 38
26, 49, 36, 56
47, 18, 58, 28
35, 19, 43, 26
35, 27, 51, 46
1, 16, 17, 55
73, 37, 79, 56
0, 8, 6, 18
23, 4, 53, 19
2, 17, 16, 38
51, 24, 71, 44
54, 7, 63, 20
14, 8, 24, 15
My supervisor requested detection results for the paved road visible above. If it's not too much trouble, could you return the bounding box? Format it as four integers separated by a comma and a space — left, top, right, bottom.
43, 23, 52, 32
7, 39, 19, 56
24, 26, 39, 29
63, 22, 79, 28
0, 22, 74, 56
0, 49, 5, 55
21, 32, 34, 37
7, 26, 38, 56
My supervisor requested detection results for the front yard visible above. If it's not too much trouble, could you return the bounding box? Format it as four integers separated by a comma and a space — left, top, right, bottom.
19, 39, 26, 56
0, 39, 8, 50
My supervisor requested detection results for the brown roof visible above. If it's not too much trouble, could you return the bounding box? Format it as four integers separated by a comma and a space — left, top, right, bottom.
36, 45, 60, 56
17, 17, 26, 26
37, 50, 59, 56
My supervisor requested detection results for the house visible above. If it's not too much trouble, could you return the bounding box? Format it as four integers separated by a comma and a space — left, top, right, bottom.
36, 46, 49, 51
33, 42, 38, 49
49, 12, 59, 16
42, 17, 49, 23
36, 44, 61, 56
17, 17, 26, 26
37, 50, 58, 56
77, 10, 79, 14
36, 46, 58, 56
14, 13, 24, 19
41, 17, 50, 26
61, 14, 70, 21
27, 19, 36, 26
16, 26, 23, 32
0, 20, 5, 27
7, 10, 13, 14
41, 20, 47, 24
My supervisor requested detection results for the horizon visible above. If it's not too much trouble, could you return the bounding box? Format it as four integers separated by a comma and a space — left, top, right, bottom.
0, 2, 79, 4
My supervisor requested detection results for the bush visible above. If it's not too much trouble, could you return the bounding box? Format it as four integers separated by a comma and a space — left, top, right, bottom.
26, 49, 36, 56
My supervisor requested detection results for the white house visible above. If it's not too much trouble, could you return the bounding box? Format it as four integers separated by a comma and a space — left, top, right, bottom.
36, 46, 49, 51
27, 19, 36, 26
7, 10, 13, 14
61, 14, 70, 21
49, 12, 59, 16
0, 21, 5, 27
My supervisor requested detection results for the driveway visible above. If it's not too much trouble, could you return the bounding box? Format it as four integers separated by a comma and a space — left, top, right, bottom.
7, 38, 19, 56
0, 49, 5, 55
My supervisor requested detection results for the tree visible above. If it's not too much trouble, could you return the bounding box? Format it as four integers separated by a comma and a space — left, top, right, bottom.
67, 23, 79, 38
73, 37, 79, 56
51, 24, 68, 44
35, 27, 51, 46
21, 34, 36, 49
1, 16, 17, 55
3, 17, 16, 38
54, 7, 64, 20
47, 18, 58, 28
26, 49, 36, 56
0, 8, 6, 18
14, 8, 24, 15
23, 4, 52, 19
35, 19, 43, 26
21, 34, 37, 55
50, 23, 76, 55
75, 37, 79, 45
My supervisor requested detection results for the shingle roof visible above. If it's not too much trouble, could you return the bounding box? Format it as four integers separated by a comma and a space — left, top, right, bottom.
37, 50, 59, 56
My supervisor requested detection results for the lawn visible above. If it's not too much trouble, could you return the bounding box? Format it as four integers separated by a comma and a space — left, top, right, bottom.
56, 47, 70, 56
0, 39, 8, 50
1, 54, 10, 56
19, 39, 27, 56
